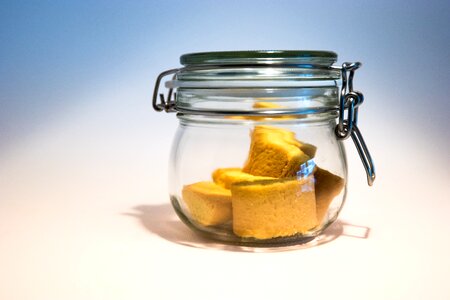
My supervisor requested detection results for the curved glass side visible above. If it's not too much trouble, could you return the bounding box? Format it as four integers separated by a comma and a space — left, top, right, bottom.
168, 114, 347, 247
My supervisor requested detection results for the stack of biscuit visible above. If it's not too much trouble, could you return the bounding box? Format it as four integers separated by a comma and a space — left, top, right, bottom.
182, 119, 344, 239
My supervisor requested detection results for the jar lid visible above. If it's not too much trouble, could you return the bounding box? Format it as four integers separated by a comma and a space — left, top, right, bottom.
171, 50, 341, 85
180, 50, 337, 66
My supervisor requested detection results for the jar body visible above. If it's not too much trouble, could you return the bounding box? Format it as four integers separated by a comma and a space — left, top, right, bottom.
153, 50, 375, 247
169, 107, 347, 246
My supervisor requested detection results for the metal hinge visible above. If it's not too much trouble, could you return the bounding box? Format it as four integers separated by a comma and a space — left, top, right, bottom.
335, 62, 376, 186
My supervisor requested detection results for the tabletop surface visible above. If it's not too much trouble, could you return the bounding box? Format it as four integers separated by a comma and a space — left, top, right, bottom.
0, 96, 449, 300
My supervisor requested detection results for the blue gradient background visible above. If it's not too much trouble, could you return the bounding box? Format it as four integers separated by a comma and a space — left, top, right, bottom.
1, 0, 449, 155
2, 0, 449, 194
0, 1, 449, 299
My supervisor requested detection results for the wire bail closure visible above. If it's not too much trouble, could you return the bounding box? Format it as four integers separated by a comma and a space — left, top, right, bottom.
152, 61, 376, 186
335, 62, 376, 186
152, 68, 179, 112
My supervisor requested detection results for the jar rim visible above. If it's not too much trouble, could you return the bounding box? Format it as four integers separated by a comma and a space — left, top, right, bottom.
180, 50, 338, 66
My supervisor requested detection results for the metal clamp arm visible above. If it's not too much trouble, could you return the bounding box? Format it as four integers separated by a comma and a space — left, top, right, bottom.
152, 68, 180, 112
335, 62, 376, 186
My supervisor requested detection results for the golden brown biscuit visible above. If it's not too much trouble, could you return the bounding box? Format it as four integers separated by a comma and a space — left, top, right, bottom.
182, 181, 232, 226
255, 125, 317, 158
314, 167, 345, 224
251, 101, 295, 120
299, 142, 317, 158
231, 177, 318, 239
227, 102, 296, 121
252, 101, 284, 109
243, 126, 311, 178
212, 167, 274, 189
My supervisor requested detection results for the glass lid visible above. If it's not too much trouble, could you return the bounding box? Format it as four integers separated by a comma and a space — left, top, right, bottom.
180, 50, 338, 66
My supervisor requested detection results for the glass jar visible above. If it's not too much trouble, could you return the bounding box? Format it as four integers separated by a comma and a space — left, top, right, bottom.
153, 50, 375, 247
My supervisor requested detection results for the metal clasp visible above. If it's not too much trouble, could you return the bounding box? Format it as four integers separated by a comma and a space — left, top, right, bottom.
335, 62, 376, 186
153, 62, 376, 185
152, 68, 180, 112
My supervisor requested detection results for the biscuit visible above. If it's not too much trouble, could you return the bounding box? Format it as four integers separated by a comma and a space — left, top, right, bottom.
243, 126, 311, 177
182, 181, 232, 226
231, 177, 318, 239
314, 167, 345, 223
212, 167, 274, 189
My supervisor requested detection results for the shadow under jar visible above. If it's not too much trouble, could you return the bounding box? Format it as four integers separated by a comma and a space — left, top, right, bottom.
153, 50, 375, 247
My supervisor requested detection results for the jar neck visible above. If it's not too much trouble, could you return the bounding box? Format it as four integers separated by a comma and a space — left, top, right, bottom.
174, 86, 339, 117
177, 112, 339, 127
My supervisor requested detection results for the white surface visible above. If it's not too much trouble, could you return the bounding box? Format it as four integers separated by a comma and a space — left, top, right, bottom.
1, 94, 449, 300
